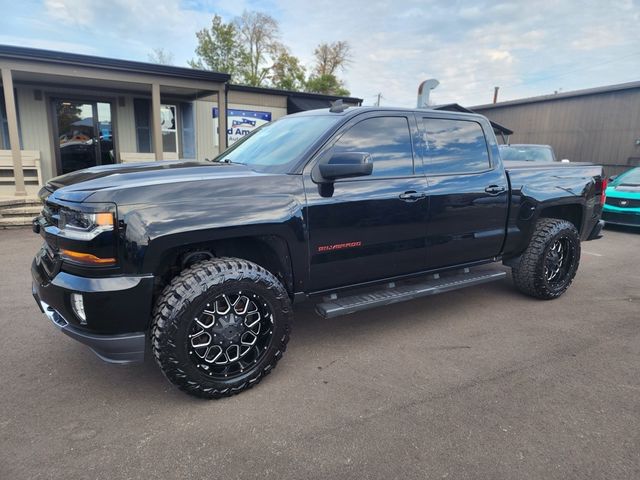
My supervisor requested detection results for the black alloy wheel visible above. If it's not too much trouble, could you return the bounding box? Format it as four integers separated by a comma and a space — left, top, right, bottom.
152, 258, 292, 399
511, 218, 581, 299
187, 292, 274, 379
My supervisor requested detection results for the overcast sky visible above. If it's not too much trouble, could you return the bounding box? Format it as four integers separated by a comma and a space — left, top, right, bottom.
1, 0, 639, 107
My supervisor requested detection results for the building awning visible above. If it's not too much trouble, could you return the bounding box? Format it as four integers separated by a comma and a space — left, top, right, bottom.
287, 96, 339, 113
0, 44, 230, 83
227, 84, 363, 114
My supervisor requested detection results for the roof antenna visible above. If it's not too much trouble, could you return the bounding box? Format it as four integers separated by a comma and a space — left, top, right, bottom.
329, 99, 348, 113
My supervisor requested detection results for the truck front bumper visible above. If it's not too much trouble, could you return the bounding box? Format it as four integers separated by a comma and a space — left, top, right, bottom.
602, 209, 640, 227
31, 256, 154, 364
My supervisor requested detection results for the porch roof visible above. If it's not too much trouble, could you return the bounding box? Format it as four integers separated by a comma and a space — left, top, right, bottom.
0, 45, 230, 84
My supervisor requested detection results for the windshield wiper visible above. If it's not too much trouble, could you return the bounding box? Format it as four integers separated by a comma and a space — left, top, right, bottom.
211, 158, 245, 165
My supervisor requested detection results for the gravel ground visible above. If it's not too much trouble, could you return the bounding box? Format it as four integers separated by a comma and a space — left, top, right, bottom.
1, 225, 638, 480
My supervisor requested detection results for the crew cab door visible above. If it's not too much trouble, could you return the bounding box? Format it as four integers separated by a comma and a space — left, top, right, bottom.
420, 115, 509, 268
303, 113, 428, 292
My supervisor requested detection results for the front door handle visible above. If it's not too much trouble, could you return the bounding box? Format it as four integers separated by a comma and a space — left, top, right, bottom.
399, 191, 427, 202
485, 185, 506, 195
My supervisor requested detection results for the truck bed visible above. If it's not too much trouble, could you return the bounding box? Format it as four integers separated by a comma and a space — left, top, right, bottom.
504, 160, 599, 169
505, 161, 604, 188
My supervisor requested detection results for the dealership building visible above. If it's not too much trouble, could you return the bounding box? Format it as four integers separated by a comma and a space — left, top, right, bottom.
0, 45, 362, 199
473, 81, 640, 176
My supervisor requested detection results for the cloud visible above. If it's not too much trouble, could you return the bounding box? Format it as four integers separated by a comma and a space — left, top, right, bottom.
276, 0, 640, 106
0, 35, 98, 54
44, 0, 96, 27
1, 0, 638, 108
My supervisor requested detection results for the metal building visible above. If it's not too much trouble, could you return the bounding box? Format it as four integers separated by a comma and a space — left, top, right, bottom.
473, 81, 640, 176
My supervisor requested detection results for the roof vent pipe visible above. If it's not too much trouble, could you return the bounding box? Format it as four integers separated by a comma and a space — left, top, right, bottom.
417, 79, 439, 108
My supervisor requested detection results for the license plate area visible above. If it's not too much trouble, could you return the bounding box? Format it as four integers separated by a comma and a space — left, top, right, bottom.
36, 243, 61, 279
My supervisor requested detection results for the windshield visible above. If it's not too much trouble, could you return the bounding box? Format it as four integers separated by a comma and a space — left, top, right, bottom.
215, 115, 341, 173
500, 145, 554, 162
612, 168, 640, 186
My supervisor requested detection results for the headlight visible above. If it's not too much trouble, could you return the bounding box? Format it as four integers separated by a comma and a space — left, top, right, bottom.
59, 210, 114, 240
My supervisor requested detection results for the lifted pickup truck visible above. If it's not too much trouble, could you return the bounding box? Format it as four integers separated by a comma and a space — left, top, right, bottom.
31, 106, 606, 399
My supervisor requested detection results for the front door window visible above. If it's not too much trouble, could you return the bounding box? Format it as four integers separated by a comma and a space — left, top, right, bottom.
55, 100, 115, 174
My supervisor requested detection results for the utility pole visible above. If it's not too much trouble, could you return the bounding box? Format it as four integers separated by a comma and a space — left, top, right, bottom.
493, 86, 500, 104
374, 93, 382, 106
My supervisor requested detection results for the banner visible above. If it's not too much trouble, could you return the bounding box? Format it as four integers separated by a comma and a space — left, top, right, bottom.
213, 108, 272, 145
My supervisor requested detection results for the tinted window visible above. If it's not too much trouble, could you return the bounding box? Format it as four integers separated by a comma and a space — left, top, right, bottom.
332, 116, 414, 177
500, 145, 554, 162
133, 98, 151, 153
216, 115, 340, 173
422, 118, 490, 174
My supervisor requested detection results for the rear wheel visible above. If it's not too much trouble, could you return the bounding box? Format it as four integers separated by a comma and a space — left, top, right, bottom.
511, 218, 581, 299
151, 258, 292, 399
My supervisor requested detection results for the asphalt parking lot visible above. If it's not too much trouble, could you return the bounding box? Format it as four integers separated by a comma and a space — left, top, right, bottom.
1, 226, 639, 479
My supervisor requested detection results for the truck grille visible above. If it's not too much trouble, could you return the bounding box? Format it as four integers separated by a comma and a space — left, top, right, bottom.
602, 211, 640, 226
605, 197, 640, 208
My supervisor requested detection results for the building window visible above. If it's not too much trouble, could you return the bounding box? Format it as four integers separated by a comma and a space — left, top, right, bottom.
134, 100, 186, 156
0, 92, 23, 150
0, 97, 9, 149
133, 98, 151, 153
161, 104, 178, 154
180, 102, 195, 159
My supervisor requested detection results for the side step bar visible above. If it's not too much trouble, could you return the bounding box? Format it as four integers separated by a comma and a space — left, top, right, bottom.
315, 267, 507, 319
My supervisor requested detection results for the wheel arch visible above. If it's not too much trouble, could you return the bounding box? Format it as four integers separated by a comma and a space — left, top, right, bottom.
151, 234, 296, 301
538, 203, 584, 235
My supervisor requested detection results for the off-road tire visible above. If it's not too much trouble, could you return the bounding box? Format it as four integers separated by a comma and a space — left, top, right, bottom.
511, 218, 581, 300
151, 257, 292, 399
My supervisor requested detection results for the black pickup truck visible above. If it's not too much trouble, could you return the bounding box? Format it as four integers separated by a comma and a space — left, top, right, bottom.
31, 106, 606, 399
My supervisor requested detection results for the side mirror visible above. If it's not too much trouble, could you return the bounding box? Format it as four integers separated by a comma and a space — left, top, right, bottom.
560, 158, 570, 163
609, 175, 617, 182
318, 152, 373, 182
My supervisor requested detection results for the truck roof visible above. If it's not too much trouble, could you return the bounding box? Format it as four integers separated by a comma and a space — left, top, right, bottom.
289, 106, 487, 121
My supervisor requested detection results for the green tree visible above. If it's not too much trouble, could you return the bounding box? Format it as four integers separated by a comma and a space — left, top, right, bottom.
189, 15, 244, 79
312, 41, 351, 76
305, 41, 352, 95
270, 50, 306, 91
306, 74, 350, 96
234, 10, 282, 86
190, 12, 354, 94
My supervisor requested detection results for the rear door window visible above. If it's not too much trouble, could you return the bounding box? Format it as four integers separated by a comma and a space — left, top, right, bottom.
422, 118, 490, 174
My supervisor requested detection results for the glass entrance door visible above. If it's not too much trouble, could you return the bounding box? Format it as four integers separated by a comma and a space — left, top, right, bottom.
55, 100, 115, 174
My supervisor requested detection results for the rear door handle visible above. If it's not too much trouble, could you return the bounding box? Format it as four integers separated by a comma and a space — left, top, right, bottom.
485, 185, 506, 195
399, 191, 427, 202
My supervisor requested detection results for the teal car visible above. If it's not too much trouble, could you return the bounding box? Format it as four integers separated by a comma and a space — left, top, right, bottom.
602, 167, 640, 227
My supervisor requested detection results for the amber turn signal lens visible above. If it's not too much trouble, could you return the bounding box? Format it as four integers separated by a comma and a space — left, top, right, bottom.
95, 213, 114, 226
60, 248, 116, 265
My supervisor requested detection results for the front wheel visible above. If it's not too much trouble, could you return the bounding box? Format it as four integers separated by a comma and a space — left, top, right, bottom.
511, 218, 581, 299
151, 258, 292, 399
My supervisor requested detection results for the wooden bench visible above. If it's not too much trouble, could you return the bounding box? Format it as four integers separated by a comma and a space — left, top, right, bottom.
0, 150, 42, 186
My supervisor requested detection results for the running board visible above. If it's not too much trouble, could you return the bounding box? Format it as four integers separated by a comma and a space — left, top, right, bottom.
315, 267, 507, 319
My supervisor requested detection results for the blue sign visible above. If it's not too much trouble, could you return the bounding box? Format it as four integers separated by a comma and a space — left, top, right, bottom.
213, 108, 273, 145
